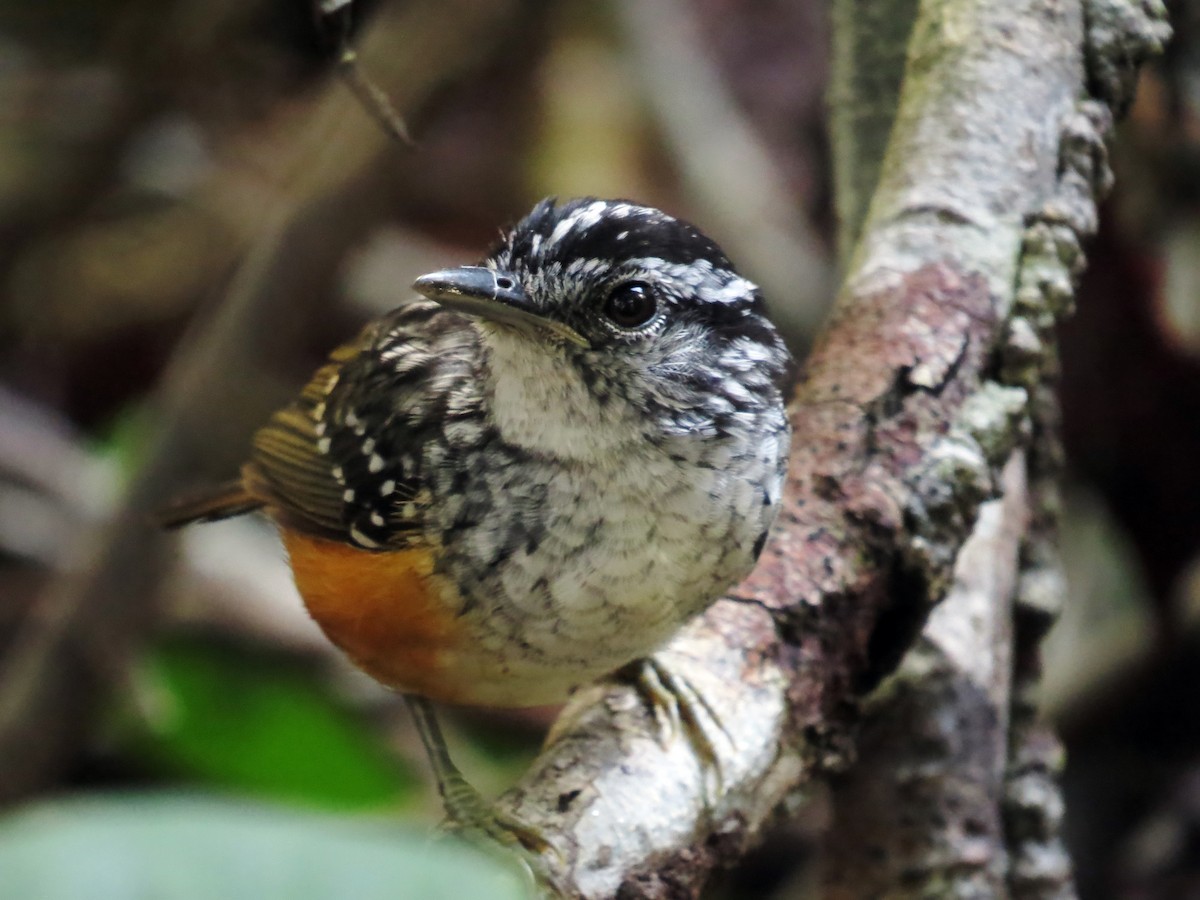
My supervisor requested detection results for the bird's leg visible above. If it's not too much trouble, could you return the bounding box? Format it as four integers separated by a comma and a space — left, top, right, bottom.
403, 695, 552, 857
621, 657, 730, 799
404, 694, 487, 825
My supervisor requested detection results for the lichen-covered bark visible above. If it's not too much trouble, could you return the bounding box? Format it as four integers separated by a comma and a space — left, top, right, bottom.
820, 456, 1026, 898
1004, 343, 1077, 900
495, 1, 1168, 897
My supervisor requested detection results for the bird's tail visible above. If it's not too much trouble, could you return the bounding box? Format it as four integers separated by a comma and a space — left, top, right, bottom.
155, 478, 263, 529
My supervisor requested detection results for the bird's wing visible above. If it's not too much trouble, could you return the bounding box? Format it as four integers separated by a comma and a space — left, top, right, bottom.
246, 351, 358, 538
246, 302, 476, 550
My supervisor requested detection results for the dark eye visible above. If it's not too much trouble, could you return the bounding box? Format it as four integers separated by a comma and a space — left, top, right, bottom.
604, 282, 658, 329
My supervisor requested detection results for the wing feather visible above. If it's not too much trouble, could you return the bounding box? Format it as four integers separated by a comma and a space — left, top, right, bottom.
243, 303, 478, 548
249, 359, 359, 536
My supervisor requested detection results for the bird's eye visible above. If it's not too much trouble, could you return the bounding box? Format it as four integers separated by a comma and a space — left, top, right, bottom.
604, 282, 658, 329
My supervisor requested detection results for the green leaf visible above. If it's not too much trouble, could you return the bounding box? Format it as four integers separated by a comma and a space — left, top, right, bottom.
121, 639, 417, 810
0, 794, 533, 900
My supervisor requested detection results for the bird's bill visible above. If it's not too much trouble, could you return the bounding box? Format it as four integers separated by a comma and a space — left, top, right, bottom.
412, 266, 590, 348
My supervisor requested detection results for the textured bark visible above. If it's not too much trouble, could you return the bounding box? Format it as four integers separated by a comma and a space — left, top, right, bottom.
496, 1, 1168, 897
1004, 382, 1076, 900
820, 456, 1027, 898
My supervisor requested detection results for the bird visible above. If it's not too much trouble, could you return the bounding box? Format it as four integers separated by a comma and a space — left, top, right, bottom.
160, 196, 792, 843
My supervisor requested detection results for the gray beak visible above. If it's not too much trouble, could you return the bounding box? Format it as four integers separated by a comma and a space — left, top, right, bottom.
412, 266, 589, 348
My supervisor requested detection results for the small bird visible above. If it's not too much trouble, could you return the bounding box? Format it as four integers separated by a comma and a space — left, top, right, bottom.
162, 197, 792, 836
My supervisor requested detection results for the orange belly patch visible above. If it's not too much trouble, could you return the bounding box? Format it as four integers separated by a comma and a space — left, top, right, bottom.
281, 530, 468, 702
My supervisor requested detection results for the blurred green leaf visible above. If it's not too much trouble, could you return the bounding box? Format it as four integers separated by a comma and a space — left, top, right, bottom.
91, 401, 154, 479
123, 639, 417, 810
0, 793, 533, 900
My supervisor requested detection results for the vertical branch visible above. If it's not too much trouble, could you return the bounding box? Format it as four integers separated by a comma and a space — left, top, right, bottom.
821, 456, 1027, 897
1004, 277, 1077, 900
828, 0, 919, 266
1006, 696, 1075, 899
1000, 5, 1169, 895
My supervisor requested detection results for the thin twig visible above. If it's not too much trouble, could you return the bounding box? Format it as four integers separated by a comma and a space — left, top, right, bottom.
337, 49, 417, 148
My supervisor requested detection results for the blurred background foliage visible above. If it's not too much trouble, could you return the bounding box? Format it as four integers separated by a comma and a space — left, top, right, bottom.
0, 0, 1197, 897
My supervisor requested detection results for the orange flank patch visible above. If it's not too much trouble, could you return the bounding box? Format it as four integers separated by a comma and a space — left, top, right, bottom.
281, 530, 468, 702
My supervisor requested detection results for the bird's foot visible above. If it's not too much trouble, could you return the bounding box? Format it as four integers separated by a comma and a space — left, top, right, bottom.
620, 656, 730, 798
403, 695, 560, 894
436, 773, 549, 854
434, 765, 564, 897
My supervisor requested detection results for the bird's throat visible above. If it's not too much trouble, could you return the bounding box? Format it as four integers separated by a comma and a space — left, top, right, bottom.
481, 329, 640, 463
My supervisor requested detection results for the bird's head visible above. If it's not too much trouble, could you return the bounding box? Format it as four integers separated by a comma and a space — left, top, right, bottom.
413, 197, 791, 453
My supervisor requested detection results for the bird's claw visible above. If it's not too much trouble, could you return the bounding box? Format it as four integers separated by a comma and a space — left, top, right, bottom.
621, 656, 730, 799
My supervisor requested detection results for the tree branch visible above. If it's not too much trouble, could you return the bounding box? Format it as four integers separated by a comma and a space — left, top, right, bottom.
496, 1, 1168, 896
820, 454, 1026, 896
1004, 339, 1077, 900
